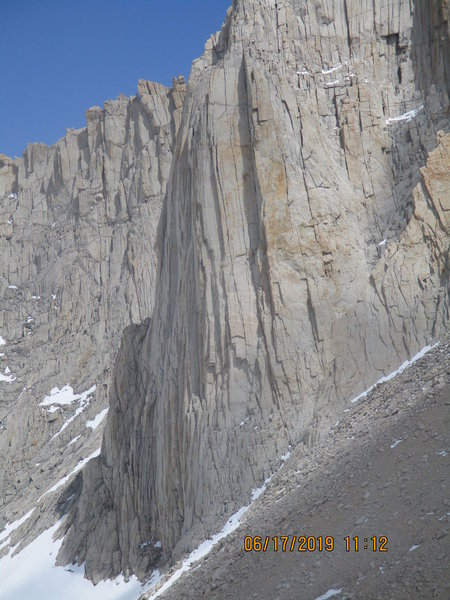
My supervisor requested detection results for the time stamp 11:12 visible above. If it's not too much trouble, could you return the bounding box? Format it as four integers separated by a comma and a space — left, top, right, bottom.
243, 535, 388, 553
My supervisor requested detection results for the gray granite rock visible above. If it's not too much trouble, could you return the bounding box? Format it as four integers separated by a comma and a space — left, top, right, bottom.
0, 79, 185, 545
1, 0, 449, 588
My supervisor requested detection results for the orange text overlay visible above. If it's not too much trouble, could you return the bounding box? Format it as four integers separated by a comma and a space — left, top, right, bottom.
244, 535, 388, 553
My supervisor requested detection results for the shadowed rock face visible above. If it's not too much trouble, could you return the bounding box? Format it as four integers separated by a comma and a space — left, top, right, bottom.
1, 0, 448, 587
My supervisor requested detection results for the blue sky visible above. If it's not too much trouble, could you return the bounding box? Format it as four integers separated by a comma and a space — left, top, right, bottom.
0, 0, 231, 158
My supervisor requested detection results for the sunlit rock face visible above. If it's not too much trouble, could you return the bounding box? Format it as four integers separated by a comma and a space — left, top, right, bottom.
0, 79, 185, 542
2, 0, 448, 586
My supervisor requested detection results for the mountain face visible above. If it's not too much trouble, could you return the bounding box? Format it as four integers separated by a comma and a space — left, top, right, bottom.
0, 79, 185, 540
1, 0, 449, 588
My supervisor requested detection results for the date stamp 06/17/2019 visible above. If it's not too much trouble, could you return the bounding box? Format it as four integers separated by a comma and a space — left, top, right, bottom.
243, 535, 388, 553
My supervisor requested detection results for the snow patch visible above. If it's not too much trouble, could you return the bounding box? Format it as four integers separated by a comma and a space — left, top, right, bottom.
251, 478, 271, 502
40, 385, 96, 408
86, 408, 108, 430
390, 439, 402, 449
147, 506, 248, 599
39, 385, 96, 439
0, 335, 5, 346
314, 589, 343, 600
68, 435, 81, 446
0, 367, 15, 383
38, 448, 101, 502
0, 509, 35, 544
51, 406, 85, 438
351, 342, 438, 403
378, 239, 387, 246
280, 448, 292, 462
386, 105, 423, 124
322, 65, 342, 75
7, 285, 18, 290
409, 544, 420, 552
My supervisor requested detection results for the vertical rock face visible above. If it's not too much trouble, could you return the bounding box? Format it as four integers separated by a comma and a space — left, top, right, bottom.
0, 79, 185, 521
1, 0, 448, 587
56, 0, 449, 583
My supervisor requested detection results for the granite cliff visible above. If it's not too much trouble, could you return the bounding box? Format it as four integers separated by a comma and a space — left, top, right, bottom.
0, 78, 185, 544
0, 0, 449, 589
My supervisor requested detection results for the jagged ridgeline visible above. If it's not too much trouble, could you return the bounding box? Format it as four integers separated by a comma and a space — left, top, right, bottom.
0, 0, 449, 586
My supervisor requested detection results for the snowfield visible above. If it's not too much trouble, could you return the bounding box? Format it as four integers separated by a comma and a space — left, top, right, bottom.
0, 522, 144, 600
